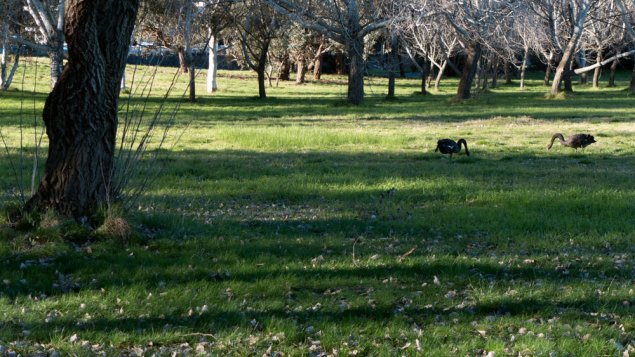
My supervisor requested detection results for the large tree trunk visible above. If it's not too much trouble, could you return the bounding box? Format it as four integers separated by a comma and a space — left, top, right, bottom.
346, 36, 364, 105
607, 60, 618, 87
295, 59, 306, 84
455, 42, 481, 101
207, 33, 218, 93
25, 0, 139, 219
592, 52, 602, 88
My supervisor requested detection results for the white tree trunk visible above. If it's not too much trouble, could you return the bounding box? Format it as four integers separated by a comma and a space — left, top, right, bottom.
207, 32, 218, 93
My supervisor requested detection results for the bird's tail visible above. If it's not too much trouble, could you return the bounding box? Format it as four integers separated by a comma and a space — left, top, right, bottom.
547, 133, 565, 150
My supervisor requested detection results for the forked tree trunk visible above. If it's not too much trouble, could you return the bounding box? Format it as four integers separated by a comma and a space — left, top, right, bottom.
607, 60, 618, 87
434, 60, 447, 90
455, 42, 481, 101
25, 0, 139, 219
551, 7, 589, 95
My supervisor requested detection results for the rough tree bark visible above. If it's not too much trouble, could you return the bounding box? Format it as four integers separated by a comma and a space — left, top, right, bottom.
455, 42, 481, 101
25, 0, 139, 219
347, 36, 364, 105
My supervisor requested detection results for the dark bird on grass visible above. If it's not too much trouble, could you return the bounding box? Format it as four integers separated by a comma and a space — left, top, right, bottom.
435, 138, 470, 158
547, 133, 596, 151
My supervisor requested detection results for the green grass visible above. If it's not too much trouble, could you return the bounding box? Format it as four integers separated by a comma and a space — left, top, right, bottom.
1, 60, 635, 355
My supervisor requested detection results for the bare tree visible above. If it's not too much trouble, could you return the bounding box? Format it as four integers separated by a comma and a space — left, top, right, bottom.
0, 0, 21, 90
265, 0, 392, 104
234, 0, 280, 99
10, 0, 65, 87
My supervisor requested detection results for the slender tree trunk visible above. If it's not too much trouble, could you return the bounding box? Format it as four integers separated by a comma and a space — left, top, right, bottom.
347, 36, 364, 105
563, 61, 574, 93
295, 59, 306, 84
578, 53, 588, 84
207, 33, 218, 93
491, 57, 499, 88
386, 31, 398, 99
607, 60, 618, 87
455, 42, 481, 101
630, 60, 635, 94
188, 63, 196, 102
25, 0, 139, 219
520, 46, 529, 89
420, 59, 428, 95
399, 56, 406, 78
592, 52, 602, 88
313, 53, 322, 80
256, 39, 270, 99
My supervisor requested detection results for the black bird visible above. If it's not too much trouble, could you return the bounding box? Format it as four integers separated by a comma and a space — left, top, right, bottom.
547, 133, 596, 151
435, 138, 470, 158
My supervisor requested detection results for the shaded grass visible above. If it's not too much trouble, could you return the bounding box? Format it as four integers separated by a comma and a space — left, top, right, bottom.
0, 63, 634, 355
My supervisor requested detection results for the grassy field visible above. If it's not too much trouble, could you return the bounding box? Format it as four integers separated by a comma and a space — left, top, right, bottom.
1, 61, 635, 355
